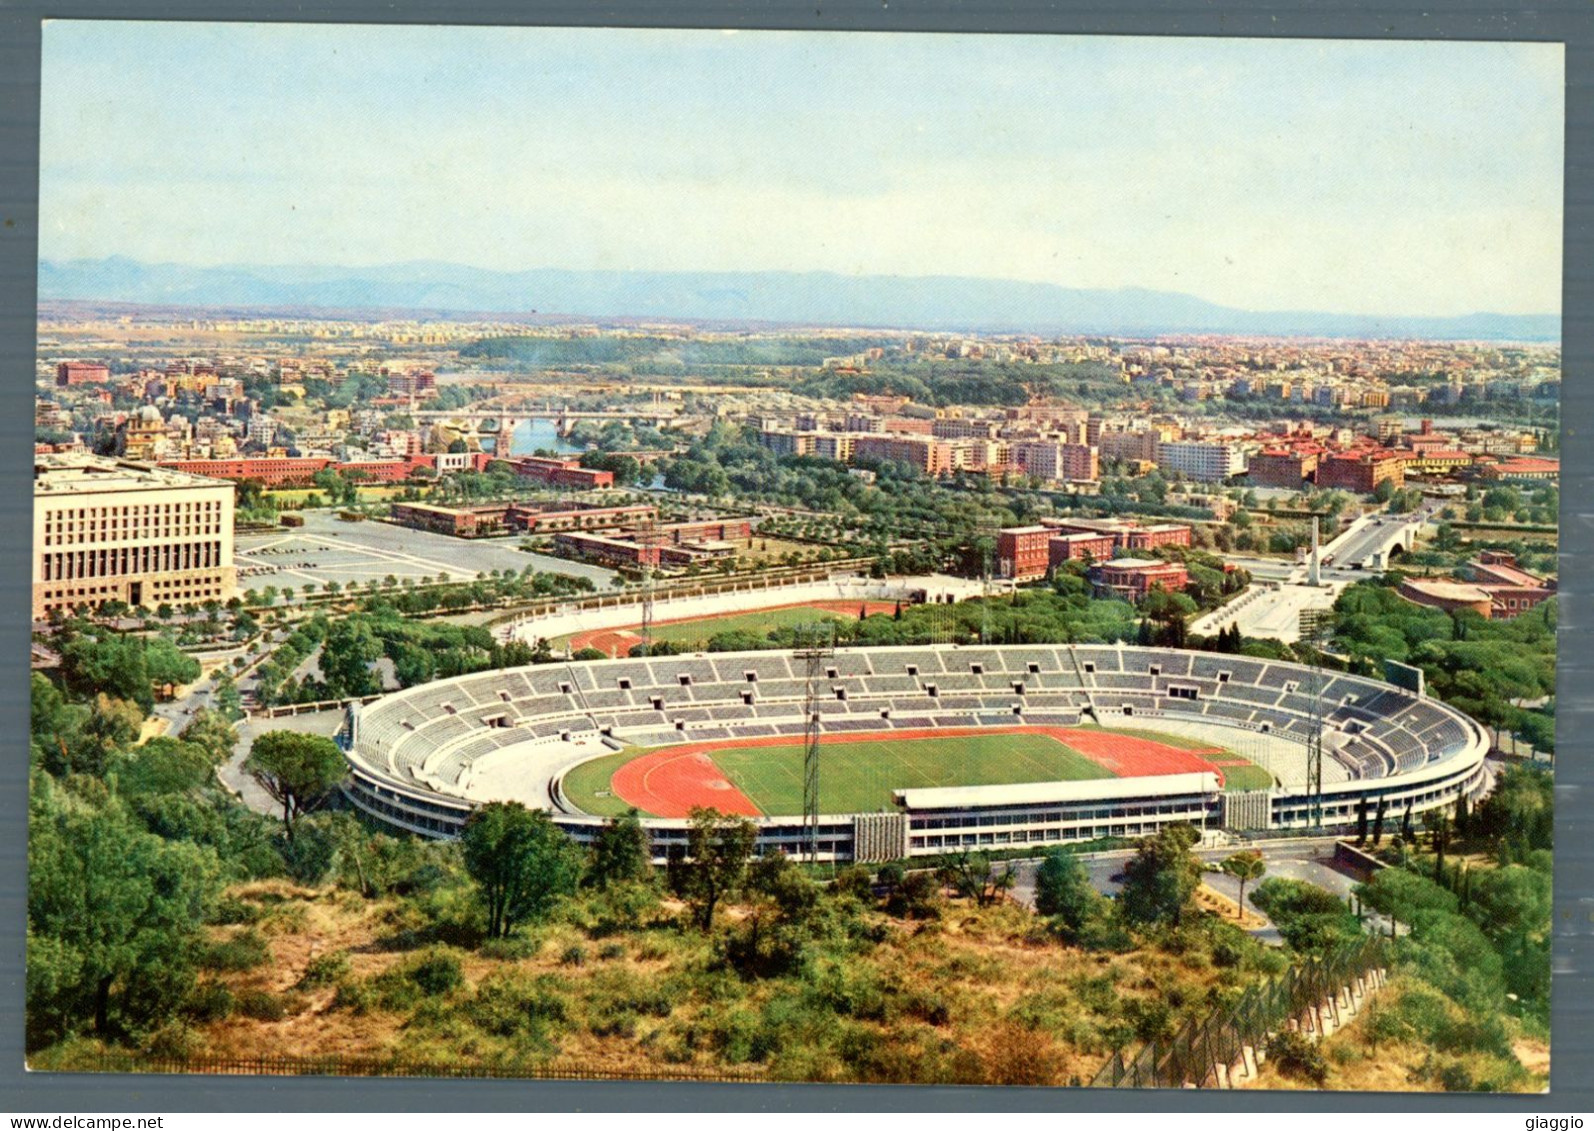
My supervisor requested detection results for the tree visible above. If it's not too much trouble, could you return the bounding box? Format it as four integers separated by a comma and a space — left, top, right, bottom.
1355, 794, 1369, 846
28, 783, 219, 1043
587, 809, 653, 890
1372, 796, 1387, 847
461, 802, 581, 938
938, 850, 1016, 908
143, 637, 201, 699
1033, 847, 1102, 936
682, 807, 758, 931
320, 618, 383, 698
212, 673, 243, 721
243, 731, 347, 842
1119, 823, 1203, 927
1220, 851, 1267, 919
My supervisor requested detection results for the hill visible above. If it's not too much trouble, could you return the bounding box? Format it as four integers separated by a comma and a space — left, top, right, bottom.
38, 257, 1561, 340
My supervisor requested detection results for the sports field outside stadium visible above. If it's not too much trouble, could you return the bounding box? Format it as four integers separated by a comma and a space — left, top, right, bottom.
559, 600, 898, 656
560, 725, 1276, 819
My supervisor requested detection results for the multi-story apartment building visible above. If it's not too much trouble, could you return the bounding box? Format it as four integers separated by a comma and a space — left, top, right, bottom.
852, 434, 954, 476
1153, 440, 1247, 483
385, 369, 437, 398
1009, 439, 1095, 482
33, 455, 236, 618
1060, 442, 1100, 482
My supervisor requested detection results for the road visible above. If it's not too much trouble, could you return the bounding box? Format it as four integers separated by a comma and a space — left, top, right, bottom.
1008, 836, 1389, 944
1317, 500, 1443, 573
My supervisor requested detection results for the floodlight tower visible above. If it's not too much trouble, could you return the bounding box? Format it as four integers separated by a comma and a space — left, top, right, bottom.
636, 514, 665, 656
977, 520, 1000, 645
794, 622, 836, 865
1308, 515, 1322, 587
1299, 608, 1330, 832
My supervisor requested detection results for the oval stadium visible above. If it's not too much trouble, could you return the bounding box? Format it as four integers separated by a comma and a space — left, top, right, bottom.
341, 643, 1489, 863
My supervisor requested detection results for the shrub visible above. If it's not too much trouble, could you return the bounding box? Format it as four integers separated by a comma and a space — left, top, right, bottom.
1267, 1029, 1328, 1085
830, 865, 875, 900
212, 896, 262, 925
201, 929, 272, 972
332, 979, 378, 1015
297, 950, 351, 989
480, 935, 542, 961
560, 944, 587, 967
145, 1023, 200, 1060
182, 983, 235, 1023
597, 942, 626, 961
469, 974, 567, 1044
235, 988, 287, 1021
408, 950, 465, 995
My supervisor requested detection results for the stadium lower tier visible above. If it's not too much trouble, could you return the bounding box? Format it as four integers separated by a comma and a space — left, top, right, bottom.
342, 643, 1490, 863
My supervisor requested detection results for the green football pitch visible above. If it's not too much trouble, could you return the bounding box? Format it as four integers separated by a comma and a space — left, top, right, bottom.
563, 731, 1117, 817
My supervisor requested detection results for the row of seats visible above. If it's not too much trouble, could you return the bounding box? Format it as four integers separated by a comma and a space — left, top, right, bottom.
353, 645, 1478, 788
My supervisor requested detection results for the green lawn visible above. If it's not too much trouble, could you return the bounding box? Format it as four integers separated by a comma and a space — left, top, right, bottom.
650, 604, 859, 647
560, 750, 639, 817
556, 604, 866, 650
1214, 764, 1277, 791
561, 732, 1116, 818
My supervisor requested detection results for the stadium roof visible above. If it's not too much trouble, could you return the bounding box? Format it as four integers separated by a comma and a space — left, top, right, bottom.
893, 771, 1220, 811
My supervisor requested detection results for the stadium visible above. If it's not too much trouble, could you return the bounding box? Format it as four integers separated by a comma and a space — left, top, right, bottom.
342, 641, 1490, 863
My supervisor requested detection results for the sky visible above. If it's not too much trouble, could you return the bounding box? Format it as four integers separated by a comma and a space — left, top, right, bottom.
38, 23, 1564, 317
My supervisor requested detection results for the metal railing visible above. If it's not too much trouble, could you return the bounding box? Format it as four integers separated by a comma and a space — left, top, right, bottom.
69, 1051, 765, 1084
1090, 936, 1386, 1089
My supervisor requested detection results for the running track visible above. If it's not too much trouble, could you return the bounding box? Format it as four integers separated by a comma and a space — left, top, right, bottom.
598, 725, 1234, 818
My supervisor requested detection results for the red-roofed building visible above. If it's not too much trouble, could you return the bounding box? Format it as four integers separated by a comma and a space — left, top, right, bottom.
1247, 448, 1319, 488
510, 456, 614, 490
56, 362, 110, 387
1088, 559, 1190, 601
1475, 457, 1559, 483
997, 525, 1052, 581
1316, 450, 1405, 494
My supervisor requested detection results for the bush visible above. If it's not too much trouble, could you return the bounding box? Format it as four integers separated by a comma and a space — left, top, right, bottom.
407, 950, 465, 995
1267, 1029, 1328, 1085
469, 973, 567, 1044
480, 935, 542, 961
560, 944, 587, 967
201, 928, 271, 972
297, 950, 351, 989
181, 983, 235, 1023
234, 988, 287, 1022
830, 865, 875, 900
597, 942, 626, 961
332, 979, 378, 1015
211, 895, 262, 925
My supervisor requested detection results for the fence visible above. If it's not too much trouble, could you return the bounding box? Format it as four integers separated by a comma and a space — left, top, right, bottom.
1090, 936, 1387, 1089
75, 1051, 766, 1084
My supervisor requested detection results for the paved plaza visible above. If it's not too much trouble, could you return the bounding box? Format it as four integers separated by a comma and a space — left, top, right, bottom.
234, 510, 617, 596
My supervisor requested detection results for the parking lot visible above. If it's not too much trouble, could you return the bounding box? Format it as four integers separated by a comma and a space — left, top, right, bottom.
234, 510, 617, 596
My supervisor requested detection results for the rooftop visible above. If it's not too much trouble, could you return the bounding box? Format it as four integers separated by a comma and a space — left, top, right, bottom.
34, 454, 232, 496
894, 771, 1220, 811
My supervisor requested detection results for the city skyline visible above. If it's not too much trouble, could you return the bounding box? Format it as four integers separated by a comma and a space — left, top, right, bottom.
40, 23, 1563, 320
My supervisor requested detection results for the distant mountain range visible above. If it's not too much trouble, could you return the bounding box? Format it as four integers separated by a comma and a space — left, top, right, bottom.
37, 256, 1561, 341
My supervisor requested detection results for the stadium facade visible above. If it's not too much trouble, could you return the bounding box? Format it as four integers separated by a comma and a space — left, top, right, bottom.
342, 644, 1489, 863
